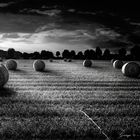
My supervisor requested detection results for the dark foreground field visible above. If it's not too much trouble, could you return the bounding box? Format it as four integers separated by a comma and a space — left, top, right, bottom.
0, 60, 140, 139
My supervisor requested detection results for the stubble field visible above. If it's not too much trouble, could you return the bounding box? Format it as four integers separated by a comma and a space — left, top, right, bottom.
0, 60, 140, 139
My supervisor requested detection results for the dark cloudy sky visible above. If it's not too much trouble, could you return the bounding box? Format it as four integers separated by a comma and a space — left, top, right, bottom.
0, 0, 139, 53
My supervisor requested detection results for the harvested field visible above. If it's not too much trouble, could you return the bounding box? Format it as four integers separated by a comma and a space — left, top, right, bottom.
0, 60, 140, 139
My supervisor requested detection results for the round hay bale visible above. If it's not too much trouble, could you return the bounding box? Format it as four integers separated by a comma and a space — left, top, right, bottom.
0, 64, 9, 87
49, 59, 53, 62
63, 58, 67, 62
122, 62, 140, 78
6, 59, 17, 70
68, 59, 72, 62
113, 60, 123, 69
111, 59, 115, 64
33, 60, 45, 71
83, 59, 92, 67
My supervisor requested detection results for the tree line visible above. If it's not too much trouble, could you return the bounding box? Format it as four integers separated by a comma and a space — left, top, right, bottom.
0, 45, 140, 61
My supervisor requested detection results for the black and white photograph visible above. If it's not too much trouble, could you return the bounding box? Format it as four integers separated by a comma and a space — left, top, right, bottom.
0, 0, 140, 139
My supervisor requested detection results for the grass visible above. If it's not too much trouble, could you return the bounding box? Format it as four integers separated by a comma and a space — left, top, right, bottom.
0, 60, 140, 139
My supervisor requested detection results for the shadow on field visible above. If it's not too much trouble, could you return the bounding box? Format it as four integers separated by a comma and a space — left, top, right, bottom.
42, 69, 62, 76
124, 75, 140, 80
0, 87, 16, 97
14, 69, 27, 73
90, 65, 103, 69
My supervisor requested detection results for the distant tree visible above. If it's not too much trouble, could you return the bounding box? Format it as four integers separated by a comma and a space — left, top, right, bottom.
89, 49, 96, 59
41, 50, 47, 59
130, 45, 140, 60
7, 48, 15, 59
22, 52, 30, 59
62, 50, 70, 59
32, 51, 40, 59
48, 51, 54, 59
118, 48, 126, 60
0, 50, 7, 58
103, 49, 111, 60
84, 49, 90, 59
70, 50, 76, 59
29, 53, 34, 59
83, 49, 96, 59
126, 54, 133, 61
95, 46, 102, 59
15, 51, 22, 59
77, 51, 84, 59
56, 51, 60, 58
111, 54, 119, 60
